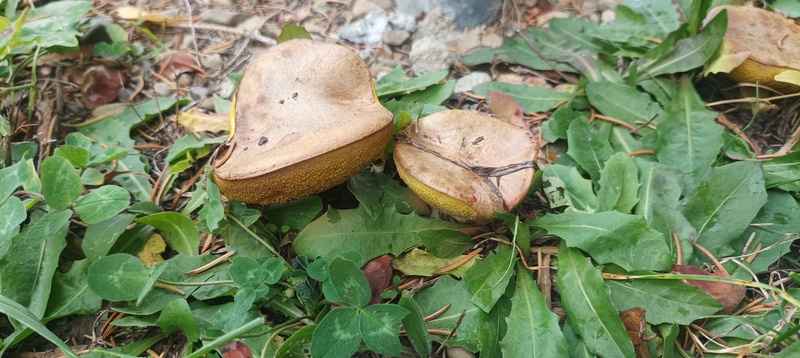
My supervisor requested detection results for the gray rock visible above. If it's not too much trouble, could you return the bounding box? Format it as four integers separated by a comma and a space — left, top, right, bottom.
201, 10, 244, 26
338, 10, 389, 44
395, 0, 501, 29
382, 30, 410, 46
202, 53, 223, 69
190, 86, 208, 101
215, 79, 235, 99
454, 72, 491, 93
409, 37, 453, 75
387, 13, 417, 32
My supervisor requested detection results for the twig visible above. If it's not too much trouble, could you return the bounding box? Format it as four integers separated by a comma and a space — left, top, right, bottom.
433, 309, 466, 357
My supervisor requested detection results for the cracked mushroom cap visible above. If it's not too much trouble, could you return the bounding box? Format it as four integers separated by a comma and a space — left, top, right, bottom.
212, 40, 393, 204
707, 5, 800, 92
393, 110, 537, 222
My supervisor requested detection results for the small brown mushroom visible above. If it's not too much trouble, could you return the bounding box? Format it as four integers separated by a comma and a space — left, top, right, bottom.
706, 5, 800, 92
212, 40, 393, 204
393, 110, 537, 222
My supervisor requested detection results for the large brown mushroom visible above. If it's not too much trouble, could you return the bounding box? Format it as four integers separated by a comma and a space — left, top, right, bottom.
705, 5, 800, 92
212, 40, 393, 204
393, 110, 537, 222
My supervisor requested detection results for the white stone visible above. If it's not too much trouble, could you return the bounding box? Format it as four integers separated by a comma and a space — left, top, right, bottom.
454, 72, 491, 93
338, 10, 389, 44
409, 37, 453, 75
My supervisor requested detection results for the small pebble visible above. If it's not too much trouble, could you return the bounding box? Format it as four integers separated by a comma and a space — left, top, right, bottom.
154, 82, 175, 97
177, 73, 193, 87
480, 33, 503, 48
454, 72, 491, 93
338, 10, 389, 44
189, 86, 208, 101
382, 30, 410, 46
352, 0, 381, 18
409, 37, 453, 75
215, 80, 235, 99
202, 53, 223, 69
601, 9, 616, 24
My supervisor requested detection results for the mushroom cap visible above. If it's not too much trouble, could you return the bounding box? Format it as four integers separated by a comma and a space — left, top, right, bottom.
707, 5, 800, 92
393, 110, 537, 222
212, 40, 393, 204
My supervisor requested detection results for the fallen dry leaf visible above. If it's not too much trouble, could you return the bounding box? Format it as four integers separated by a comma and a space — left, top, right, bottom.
673, 264, 746, 314
81, 66, 127, 110
220, 341, 252, 358
177, 108, 230, 133
362, 255, 393, 305
159, 51, 205, 81
487, 91, 527, 129
620, 307, 650, 358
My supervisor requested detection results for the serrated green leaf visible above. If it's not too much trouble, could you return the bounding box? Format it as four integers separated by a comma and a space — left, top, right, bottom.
557, 246, 634, 357
636, 10, 726, 79
655, 79, 724, 191
293, 206, 463, 262
381, 99, 448, 121
585, 81, 662, 125
264, 195, 323, 231
359, 304, 409, 356
532, 210, 672, 271
376, 67, 448, 98
0, 160, 32, 204
681, 161, 768, 262
275, 325, 315, 358
541, 164, 597, 212
348, 171, 429, 219
328, 257, 371, 308
596, 152, 640, 213
0, 294, 79, 358
392, 248, 473, 277
501, 265, 568, 357
74, 185, 130, 224
464, 245, 516, 313
398, 296, 432, 357
567, 118, 614, 183
735, 191, 800, 273
634, 160, 684, 221
198, 177, 224, 233
0, 209, 71, 318
0, 196, 26, 258
771, 0, 800, 18
401, 80, 455, 105
606, 273, 722, 325
82, 214, 136, 261
472, 82, 570, 113
413, 276, 483, 351
136, 212, 199, 256
541, 106, 589, 142
156, 299, 199, 342
310, 307, 360, 358
45, 259, 102, 320
87, 254, 152, 301
276, 24, 312, 43
762, 151, 800, 192
41, 155, 82, 209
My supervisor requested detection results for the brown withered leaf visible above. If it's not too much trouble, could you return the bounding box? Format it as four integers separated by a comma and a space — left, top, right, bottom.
620, 307, 650, 358
159, 51, 205, 81
487, 91, 527, 129
220, 341, 252, 358
81, 66, 127, 110
177, 108, 229, 133
673, 265, 745, 314
362, 255, 393, 305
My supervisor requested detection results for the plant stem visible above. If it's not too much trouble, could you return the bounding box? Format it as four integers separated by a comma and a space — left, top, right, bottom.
186, 317, 265, 358
226, 214, 281, 257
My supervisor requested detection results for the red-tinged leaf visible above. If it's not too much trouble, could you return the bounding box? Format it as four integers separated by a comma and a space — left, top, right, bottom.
81, 66, 127, 110
220, 341, 252, 358
673, 265, 745, 314
362, 255, 393, 305
488, 91, 527, 129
